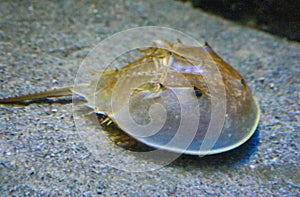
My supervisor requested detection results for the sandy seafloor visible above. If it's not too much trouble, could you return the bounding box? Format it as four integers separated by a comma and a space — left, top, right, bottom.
0, 0, 299, 196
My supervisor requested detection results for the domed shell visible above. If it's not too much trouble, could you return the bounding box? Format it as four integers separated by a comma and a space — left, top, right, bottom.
87, 40, 260, 155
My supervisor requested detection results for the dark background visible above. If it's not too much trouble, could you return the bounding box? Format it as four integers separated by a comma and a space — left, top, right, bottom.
187, 0, 300, 41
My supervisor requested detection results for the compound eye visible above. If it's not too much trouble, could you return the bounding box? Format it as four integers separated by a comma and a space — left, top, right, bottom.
194, 87, 203, 97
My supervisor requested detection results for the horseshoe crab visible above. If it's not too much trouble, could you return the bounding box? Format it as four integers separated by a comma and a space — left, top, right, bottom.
0, 40, 260, 155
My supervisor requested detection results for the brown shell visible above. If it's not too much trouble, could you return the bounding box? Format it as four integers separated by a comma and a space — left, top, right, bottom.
79, 40, 260, 155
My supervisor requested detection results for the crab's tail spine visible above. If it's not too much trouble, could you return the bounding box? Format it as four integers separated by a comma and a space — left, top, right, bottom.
0, 86, 74, 104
